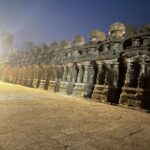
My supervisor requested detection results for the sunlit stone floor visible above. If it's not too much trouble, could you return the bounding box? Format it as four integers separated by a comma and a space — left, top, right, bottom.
0, 81, 149, 150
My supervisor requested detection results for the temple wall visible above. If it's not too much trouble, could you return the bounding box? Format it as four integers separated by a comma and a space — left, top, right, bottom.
1, 22, 150, 111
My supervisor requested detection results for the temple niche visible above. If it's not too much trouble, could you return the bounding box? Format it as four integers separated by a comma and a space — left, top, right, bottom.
1, 22, 150, 111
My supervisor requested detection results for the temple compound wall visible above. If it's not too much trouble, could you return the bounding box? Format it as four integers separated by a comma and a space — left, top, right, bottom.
1, 22, 150, 111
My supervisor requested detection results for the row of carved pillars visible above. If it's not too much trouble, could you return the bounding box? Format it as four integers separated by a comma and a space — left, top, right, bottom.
124, 58, 150, 89
2, 59, 150, 91
54, 60, 119, 99
120, 56, 150, 109
1, 57, 150, 109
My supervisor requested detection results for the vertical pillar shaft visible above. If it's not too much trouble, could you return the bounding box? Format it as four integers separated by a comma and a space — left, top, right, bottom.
124, 58, 133, 87
112, 62, 119, 87
96, 61, 103, 85
77, 63, 84, 83
62, 65, 67, 82
83, 62, 91, 84
137, 61, 146, 89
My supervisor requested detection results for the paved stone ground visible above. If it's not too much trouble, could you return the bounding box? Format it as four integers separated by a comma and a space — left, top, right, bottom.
0, 81, 149, 150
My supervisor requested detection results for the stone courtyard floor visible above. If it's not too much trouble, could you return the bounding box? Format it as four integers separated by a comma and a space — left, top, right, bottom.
0, 81, 149, 150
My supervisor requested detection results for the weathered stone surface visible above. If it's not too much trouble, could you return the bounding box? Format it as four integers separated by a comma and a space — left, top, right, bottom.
89, 29, 106, 42
0, 81, 150, 150
73, 35, 85, 46
61, 40, 71, 49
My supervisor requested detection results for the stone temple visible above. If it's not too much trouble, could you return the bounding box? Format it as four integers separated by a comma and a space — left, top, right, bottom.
0, 22, 150, 111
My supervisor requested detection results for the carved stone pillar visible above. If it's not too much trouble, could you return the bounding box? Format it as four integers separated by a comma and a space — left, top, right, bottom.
137, 61, 146, 89
26, 66, 33, 87
77, 63, 84, 83
96, 61, 104, 85
92, 61, 105, 101
104, 60, 119, 87
119, 58, 144, 108
135, 61, 147, 100
67, 63, 73, 82
62, 65, 67, 82
72, 64, 78, 83
53, 66, 60, 92
147, 63, 150, 89
82, 62, 95, 98
83, 62, 91, 84
32, 66, 40, 88
51, 66, 55, 81
124, 58, 133, 87
21, 67, 26, 85
84, 64, 95, 98
38, 66, 49, 90
73, 63, 84, 97
73, 62, 94, 97
103, 59, 119, 103
66, 63, 74, 94
48, 66, 56, 92
59, 65, 68, 93
112, 62, 119, 87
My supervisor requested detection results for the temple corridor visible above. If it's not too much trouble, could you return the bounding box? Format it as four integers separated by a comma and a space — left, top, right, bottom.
0, 81, 149, 150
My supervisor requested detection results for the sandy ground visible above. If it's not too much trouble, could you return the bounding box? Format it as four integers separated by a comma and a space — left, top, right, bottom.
0, 81, 149, 150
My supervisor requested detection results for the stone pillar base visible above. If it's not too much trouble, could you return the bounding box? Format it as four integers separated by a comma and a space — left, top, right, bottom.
1, 76, 10, 82
18, 78, 22, 85
39, 80, 46, 90
11, 78, 16, 84
59, 82, 68, 94
21, 78, 26, 86
16, 78, 21, 84
32, 79, 38, 88
48, 81, 55, 92
92, 85, 120, 104
67, 83, 75, 95
26, 79, 33, 87
119, 87, 150, 109
13, 78, 18, 84
92, 85, 108, 102
9, 77, 13, 83
73, 83, 86, 97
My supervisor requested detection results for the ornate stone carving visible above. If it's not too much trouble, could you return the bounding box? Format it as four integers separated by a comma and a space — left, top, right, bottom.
89, 29, 106, 42
109, 22, 126, 39
50, 42, 59, 51
61, 40, 71, 49
73, 35, 85, 46
1, 22, 150, 110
